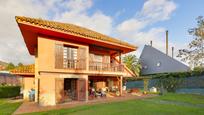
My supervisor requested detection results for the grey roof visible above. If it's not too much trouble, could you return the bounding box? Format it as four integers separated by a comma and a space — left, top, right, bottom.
140, 45, 190, 75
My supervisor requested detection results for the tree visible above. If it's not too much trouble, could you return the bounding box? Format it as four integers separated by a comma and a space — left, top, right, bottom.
5, 63, 15, 70
17, 63, 23, 67
177, 16, 204, 68
123, 54, 141, 77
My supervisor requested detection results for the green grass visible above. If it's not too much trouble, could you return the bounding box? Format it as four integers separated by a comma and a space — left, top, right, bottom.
25, 93, 204, 115
0, 99, 22, 115
1, 94, 204, 115
156, 93, 204, 104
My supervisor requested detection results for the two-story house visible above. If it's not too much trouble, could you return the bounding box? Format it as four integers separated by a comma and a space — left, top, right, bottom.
13, 16, 137, 106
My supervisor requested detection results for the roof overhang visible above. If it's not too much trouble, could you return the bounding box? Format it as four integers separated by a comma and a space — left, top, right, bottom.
17, 21, 137, 55
10, 73, 34, 77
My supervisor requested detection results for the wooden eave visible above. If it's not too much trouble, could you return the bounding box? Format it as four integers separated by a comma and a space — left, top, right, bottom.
16, 16, 137, 55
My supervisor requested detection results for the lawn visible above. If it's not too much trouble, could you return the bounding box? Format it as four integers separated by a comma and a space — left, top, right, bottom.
0, 99, 22, 115
155, 93, 204, 104
26, 93, 204, 115
1, 93, 204, 115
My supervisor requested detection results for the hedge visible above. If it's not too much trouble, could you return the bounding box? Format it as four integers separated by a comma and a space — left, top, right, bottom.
0, 86, 20, 98
147, 67, 204, 79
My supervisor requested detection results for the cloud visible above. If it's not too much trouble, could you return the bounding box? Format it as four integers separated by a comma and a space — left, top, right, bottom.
116, 0, 177, 57
0, 0, 112, 64
114, 8, 126, 17
0, 0, 49, 65
65, 0, 92, 13
54, 11, 112, 35
140, 0, 177, 22
54, 0, 112, 35
0, 0, 179, 65
117, 19, 147, 34
117, 0, 176, 33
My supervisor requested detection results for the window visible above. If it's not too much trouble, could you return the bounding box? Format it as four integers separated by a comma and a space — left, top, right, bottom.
63, 46, 77, 68
143, 65, 148, 69
156, 62, 161, 67
55, 44, 87, 69
94, 54, 103, 68
63, 47, 77, 59
94, 54, 102, 62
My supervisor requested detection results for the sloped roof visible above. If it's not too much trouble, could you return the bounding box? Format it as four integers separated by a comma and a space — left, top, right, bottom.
10, 64, 34, 76
140, 45, 190, 75
15, 16, 136, 49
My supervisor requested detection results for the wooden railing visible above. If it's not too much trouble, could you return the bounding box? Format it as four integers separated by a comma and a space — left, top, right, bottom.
59, 59, 124, 72
89, 61, 124, 72
63, 59, 86, 70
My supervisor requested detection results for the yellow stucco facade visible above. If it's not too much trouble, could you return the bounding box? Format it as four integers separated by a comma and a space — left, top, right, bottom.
23, 77, 35, 101
34, 36, 90, 106
19, 36, 135, 106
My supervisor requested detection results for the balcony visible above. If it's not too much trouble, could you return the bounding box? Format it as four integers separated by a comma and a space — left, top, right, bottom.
60, 59, 124, 72
89, 61, 124, 72
63, 59, 86, 70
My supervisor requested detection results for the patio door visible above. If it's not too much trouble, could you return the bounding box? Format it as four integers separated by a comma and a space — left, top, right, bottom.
64, 78, 77, 101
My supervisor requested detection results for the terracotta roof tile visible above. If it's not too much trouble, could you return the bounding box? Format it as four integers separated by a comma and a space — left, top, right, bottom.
10, 64, 34, 74
15, 16, 136, 49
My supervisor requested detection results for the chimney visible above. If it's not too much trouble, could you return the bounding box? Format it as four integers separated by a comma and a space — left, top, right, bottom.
172, 47, 174, 58
166, 30, 168, 55
150, 41, 152, 46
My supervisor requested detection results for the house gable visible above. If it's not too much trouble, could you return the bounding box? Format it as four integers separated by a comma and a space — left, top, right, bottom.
140, 45, 190, 75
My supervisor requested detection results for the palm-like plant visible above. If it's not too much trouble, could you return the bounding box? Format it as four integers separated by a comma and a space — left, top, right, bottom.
123, 54, 141, 77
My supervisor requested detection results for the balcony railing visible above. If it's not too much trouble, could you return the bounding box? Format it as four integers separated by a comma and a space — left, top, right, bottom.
63, 59, 86, 70
89, 61, 124, 72
61, 59, 124, 72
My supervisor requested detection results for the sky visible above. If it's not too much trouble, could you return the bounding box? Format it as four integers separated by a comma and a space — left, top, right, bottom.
0, 0, 203, 65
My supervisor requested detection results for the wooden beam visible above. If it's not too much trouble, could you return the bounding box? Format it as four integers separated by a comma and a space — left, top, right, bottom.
143, 78, 149, 92
120, 76, 123, 96
119, 51, 122, 64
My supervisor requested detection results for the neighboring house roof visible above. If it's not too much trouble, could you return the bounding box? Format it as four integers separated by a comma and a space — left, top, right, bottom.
15, 16, 137, 55
10, 64, 34, 76
140, 45, 190, 75
0, 60, 8, 70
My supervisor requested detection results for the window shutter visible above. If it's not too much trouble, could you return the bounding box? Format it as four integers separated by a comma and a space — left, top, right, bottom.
77, 47, 86, 70
55, 44, 63, 69
77, 79, 86, 101
55, 78, 64, 103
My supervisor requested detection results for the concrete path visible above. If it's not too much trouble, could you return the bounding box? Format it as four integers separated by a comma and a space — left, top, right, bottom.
13, 94, 157, 115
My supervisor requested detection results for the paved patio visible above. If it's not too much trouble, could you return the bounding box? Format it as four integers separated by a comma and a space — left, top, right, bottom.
13, 94, 157, 115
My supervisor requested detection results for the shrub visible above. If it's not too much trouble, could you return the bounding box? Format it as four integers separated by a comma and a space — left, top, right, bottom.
155, 76, 183, 93
0, 86, 20, 98
192, 67, 204, 76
